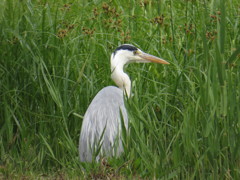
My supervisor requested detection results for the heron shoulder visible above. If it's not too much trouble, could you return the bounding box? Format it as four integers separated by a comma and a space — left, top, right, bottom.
94, 86, 124, 102
84, 86, 125, 116
82, 85, 128, 132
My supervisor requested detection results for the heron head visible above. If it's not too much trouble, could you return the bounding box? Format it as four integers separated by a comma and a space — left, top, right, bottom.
110, 44, 169, 97
111, 44, 170, 68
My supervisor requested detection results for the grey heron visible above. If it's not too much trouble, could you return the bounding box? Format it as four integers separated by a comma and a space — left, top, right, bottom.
79, 44, 169, 162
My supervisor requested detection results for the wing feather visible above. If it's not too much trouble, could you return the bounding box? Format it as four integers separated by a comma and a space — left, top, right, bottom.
79, 86, 128, 162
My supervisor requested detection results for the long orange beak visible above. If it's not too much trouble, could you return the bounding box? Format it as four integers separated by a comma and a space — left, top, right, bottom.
137, 51, 170, 64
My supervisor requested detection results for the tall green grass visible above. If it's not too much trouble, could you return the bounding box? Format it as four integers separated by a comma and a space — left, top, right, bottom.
0, 0, 239, 178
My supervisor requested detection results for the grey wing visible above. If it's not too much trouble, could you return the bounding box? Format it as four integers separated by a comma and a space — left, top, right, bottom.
79, 86, 128, 162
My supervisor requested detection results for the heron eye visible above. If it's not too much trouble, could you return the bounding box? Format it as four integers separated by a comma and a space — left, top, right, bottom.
133, 50, 138, 55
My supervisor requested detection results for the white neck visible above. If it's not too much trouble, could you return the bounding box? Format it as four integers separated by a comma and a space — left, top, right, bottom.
111, 54, 131, 98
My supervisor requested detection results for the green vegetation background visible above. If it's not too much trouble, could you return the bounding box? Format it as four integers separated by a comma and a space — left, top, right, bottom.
0, 0, 239, 179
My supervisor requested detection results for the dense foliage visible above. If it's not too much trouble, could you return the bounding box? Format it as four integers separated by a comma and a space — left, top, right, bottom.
0, 0, 239, 178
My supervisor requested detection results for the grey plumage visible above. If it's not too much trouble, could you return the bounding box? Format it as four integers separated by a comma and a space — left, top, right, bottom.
79, 44, 169, 162
79, 86, 128, 162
